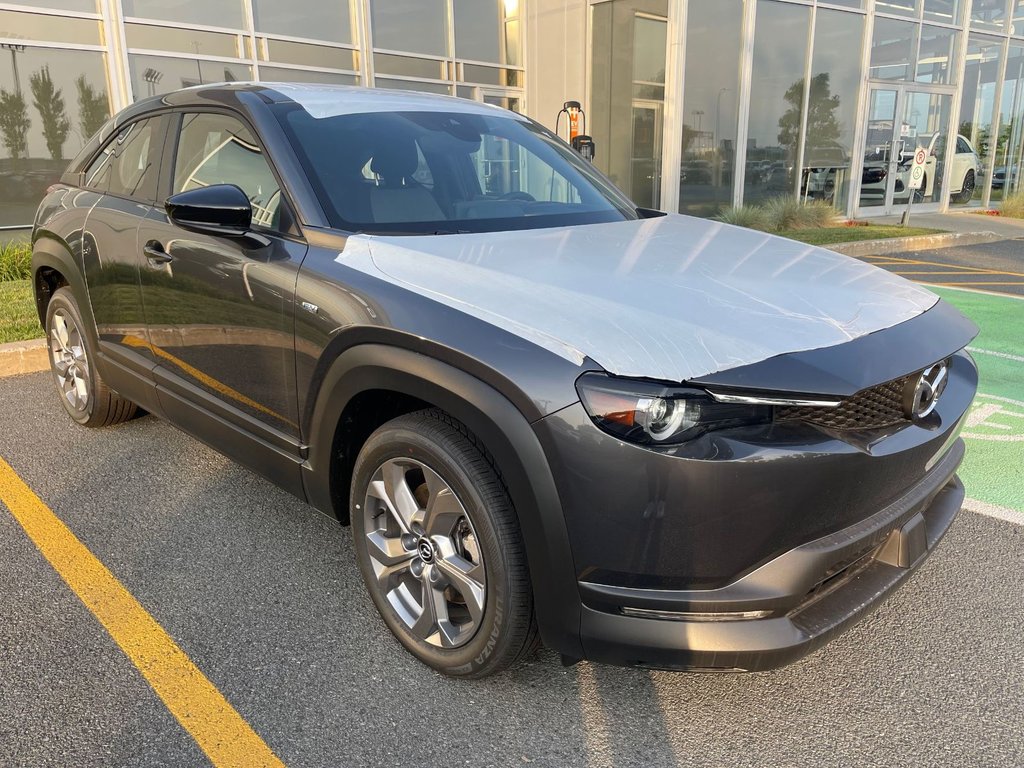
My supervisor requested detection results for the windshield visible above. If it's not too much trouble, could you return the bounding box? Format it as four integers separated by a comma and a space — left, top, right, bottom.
273, 105, 638, 234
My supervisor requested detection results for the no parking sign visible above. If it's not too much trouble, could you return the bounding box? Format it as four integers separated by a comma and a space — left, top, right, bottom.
908, 147, 928, 190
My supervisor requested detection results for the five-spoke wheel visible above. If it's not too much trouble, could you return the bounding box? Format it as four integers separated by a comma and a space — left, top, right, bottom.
363, 458, 486, 649
351, 410, 537, 677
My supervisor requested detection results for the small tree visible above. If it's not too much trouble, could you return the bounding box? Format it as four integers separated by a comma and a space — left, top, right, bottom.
29, 66, 71, 160
75, 76, 109, 139
777, 73, 842, 160
0, 88, 31, 162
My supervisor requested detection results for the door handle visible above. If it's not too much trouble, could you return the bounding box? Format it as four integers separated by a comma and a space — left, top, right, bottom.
144, 240, 172, 266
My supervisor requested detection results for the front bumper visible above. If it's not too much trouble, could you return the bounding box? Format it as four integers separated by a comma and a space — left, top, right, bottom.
576, 440, 964, 671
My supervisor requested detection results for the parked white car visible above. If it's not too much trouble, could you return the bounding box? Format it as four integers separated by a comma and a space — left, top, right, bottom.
860, 133, 980, 205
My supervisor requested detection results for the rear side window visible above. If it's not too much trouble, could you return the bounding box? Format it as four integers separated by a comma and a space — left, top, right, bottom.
84, 118, 160, 201
173, 112, 282, 230
957, 137, 971, 154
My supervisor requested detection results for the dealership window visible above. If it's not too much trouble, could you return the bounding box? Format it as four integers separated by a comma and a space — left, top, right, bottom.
453, 0, 522, 67
589, 0, 668, 210
995, 42, 1024, 198
971, 0, 1009, 32
954, 34, 1003, 207
870, 17, 918, 80
252, 0, 356, 45
128, 54, 252, 97
120, 0, 244, 30
744, 0, 812, 205
0, 46, 110, 228
370, 0, 448, 57
917, 24, 959, 84
802, 8, 866, 213
677, 0, 742, 216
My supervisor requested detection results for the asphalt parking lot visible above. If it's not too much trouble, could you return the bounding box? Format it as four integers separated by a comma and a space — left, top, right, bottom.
2, 364, 1024, 767
862, 239, 1024, 296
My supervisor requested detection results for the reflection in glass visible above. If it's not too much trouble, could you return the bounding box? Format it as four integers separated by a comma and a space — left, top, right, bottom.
995, 43, 1024, 200
253, 0, 354, 45
971, 0, 1008, 32
589, 1, 667, 210
258, 67, 359, 85
454, 0, 522, 66
374, 78, 451, 95
923, 0, 961, 24
266, 40, 357, 71
875, 0, 918, 17
0, 10, 101, 46
0, 47, 109, 227
803, 10, 865, 213
916, 24, 959, 84
678, 0, 741, 216
121, 0, 243, 30
124, 24, 240, 58
900, 91, 953, 204
955, 34, 1002, 206
370, 0, 448, 57
870, 17, 917, 81
860, 88, 899, 210
744, 0, 811, 205
128, 54, 251, 98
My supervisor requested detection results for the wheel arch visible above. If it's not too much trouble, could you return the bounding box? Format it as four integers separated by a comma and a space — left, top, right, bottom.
31, 231, 91, 331
303, 343, 584, 658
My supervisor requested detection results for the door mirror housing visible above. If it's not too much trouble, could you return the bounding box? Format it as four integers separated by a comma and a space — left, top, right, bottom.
165, 184, 252, 237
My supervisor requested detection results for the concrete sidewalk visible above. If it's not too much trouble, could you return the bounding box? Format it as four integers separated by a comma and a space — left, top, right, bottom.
867, 210, 1024, 239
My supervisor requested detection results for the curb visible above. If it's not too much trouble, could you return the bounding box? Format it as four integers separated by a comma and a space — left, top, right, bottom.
0, 338, 48, 378
827, 230, 1003, 257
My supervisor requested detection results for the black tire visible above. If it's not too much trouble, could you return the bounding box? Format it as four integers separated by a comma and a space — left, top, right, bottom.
45, 287, 138, 427
350, 409, 538, 678
951, 170, 976, 204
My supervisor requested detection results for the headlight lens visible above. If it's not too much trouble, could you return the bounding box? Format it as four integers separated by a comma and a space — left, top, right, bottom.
576, 373, 771, 445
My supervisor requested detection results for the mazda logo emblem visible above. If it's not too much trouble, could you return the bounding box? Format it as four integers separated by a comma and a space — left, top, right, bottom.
904, 360, 949, 421
417, 538, 435, 563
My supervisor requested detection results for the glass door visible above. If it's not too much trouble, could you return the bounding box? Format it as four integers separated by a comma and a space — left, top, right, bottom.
630, 100, 663, 209
858, 85, 953, 215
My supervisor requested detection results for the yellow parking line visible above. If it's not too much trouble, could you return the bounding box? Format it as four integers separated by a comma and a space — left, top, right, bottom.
867, 255, 1024, 278
893, 270, 1000, 276
0, 457, 286, 768
926, 281, 1024, 287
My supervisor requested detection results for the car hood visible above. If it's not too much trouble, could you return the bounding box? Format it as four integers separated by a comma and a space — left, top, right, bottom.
336, 214, 938, 382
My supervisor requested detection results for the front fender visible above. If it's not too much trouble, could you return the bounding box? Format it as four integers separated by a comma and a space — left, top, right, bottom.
303, 343, 584, 658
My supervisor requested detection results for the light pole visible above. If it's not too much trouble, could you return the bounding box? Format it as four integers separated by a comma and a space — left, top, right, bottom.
1, 41, 26, 95
143, 67, 163, 97
715, 88, 732, 191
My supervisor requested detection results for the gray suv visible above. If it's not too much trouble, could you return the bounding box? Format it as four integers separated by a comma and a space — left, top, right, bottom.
32, 84, 977, 678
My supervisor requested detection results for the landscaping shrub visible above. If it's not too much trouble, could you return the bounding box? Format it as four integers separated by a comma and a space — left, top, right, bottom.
1000, 192, 1024, 219
715, 205, 772, 232
0, 240, 31, 282
717, 199, 836, 233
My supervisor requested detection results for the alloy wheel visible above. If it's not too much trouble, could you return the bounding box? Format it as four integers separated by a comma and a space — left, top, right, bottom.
49, 308, 90, 413
362, 458, 486, 649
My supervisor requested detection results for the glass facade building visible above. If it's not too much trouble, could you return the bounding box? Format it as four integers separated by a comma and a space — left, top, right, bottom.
4, 0, 1024, 227
580, 0, 1024, 219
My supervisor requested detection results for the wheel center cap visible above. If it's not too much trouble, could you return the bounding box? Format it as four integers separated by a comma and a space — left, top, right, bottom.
417, 538, 436, 563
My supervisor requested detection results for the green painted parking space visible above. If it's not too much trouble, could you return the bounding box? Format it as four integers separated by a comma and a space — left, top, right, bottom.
930, 286, 1024, 515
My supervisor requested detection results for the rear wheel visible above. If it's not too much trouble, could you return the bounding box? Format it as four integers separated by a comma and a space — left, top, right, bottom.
951, 170, 976, 204
45, 287, 137, 427
350, 409, 537, 678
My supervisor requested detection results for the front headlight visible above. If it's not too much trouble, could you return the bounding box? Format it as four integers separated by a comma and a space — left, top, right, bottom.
576, 373, 772, 446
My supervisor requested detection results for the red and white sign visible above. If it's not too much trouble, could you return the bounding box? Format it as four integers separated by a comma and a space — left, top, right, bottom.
908, 147, 928, 191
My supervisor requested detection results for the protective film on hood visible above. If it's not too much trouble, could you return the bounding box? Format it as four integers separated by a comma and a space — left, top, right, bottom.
335, 214, 939, 383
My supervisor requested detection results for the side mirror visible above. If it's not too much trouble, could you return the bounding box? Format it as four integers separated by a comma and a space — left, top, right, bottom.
165, 183, 252, 237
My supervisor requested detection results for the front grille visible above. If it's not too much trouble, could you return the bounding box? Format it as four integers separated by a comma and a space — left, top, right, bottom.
777, 376, 910, 432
